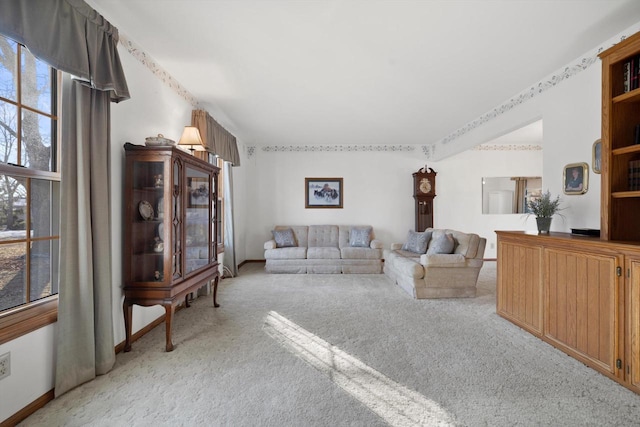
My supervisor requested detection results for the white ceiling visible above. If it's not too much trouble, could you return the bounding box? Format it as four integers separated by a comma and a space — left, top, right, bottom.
89, 0, 640, 154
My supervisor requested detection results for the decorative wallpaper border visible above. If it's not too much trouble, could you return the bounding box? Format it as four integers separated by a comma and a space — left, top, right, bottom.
472, 144, 542, 151
118, 33, 199, 107
421, 144, 435, 159
260, 145, 416, 154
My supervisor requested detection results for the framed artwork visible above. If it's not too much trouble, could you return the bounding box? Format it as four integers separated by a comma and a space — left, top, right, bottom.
189, 177, 210, 207
563, 162, 589, 195
592, 139, 601, 174
305, 177, 343, 208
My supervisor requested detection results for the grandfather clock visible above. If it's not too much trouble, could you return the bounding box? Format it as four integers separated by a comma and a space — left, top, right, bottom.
412, 167, 437, 232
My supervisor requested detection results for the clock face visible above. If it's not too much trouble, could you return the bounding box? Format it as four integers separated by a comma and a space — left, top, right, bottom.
419, 178, 432, 194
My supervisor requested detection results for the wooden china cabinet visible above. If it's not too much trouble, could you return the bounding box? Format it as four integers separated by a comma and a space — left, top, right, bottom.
122, 143, 220, 352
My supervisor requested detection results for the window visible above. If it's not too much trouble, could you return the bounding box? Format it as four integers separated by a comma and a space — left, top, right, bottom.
0, 35, 61, 344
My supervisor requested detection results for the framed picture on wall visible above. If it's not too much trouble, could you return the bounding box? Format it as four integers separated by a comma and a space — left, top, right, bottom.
305, 177, 343, 208
563, 162, 589, 195
592, 139, 601, 174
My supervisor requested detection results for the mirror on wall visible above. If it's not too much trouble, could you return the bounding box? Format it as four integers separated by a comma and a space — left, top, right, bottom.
482, 177, 542, 214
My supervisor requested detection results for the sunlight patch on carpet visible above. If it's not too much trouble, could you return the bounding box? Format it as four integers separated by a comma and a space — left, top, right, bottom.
263, 311, 455, 427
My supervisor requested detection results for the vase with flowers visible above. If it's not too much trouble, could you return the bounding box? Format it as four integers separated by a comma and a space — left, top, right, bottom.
526, 190, 564, 234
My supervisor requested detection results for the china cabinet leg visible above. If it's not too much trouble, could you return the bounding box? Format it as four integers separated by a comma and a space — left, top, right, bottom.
165, 304, 175, 352
123, 301, 133, 352
213, 275, 220, 308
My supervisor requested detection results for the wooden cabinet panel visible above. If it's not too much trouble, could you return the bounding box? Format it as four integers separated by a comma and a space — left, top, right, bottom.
544, 249, 620, 374
497, 241, 542, 334
629, 258, 640, 392
495, 231, 638, 391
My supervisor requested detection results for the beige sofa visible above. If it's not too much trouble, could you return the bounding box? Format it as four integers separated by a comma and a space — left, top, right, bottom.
264, 225, 383, 274
383, 228, 486, 298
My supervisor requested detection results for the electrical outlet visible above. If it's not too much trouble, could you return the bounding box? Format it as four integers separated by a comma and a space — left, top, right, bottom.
0, 352, 10, 380
490, 243, 495, 249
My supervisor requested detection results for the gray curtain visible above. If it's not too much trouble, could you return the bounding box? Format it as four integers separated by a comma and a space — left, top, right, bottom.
192, 110, 241, 166
56, 74, 115, 396
0, 0, 130, 396
223, 162, 238, 276
512, 177, 535, 214
0, 0, 129, 102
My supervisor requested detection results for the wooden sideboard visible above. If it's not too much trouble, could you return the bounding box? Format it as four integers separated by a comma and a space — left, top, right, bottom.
496, 231, 640, 393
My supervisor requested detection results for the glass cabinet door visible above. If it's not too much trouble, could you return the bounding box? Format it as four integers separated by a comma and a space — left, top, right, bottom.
171, 158, 182, 281
131, 159, 166, 282
184, 165, 211, 275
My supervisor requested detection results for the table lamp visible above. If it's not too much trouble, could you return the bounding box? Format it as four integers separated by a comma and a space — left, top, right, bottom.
178, 126, 205, 153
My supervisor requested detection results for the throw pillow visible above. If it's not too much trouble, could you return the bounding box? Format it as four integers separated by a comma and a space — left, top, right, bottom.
272, 228, 297, 248
427, 233, 455, 254
349, 226, 372, 247
402, 230, 432, 254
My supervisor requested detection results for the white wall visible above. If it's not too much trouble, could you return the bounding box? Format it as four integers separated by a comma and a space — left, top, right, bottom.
244, 148, 425, 260
242, 145, 542, 260
436, 148, 543, 257
0, 326, 55, 422
434, 56, 603, 247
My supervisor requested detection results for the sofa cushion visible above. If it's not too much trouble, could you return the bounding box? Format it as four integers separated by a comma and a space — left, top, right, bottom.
449, 230, 480, 258
349, 226, 372, 247
264, 247, 307, 260
272, 228, 297, 248
341, 247, 382, 260
427, 232, 455, 254
308, 225, 339, 248
307, 247, 341, 259
402, 230, 432, 254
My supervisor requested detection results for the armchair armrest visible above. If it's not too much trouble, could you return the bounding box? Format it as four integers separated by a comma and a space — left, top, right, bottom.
390, 242, 403, 250
370, 239, 383, 249
264, 240, 276, 250
420, 253, 467, 267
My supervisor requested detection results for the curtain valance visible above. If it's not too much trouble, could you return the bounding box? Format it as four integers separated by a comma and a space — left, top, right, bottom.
192, 110, 241, 166
0, 0, 130, 102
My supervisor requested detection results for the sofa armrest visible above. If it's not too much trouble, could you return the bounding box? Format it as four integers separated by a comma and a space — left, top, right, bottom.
264, 240, 276, 250
370, 239, 383, 250
390, 242, 403, 250
420, 253, 467, 267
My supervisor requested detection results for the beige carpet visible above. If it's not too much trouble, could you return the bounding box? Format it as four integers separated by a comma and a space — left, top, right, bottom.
20, 262, 640, 426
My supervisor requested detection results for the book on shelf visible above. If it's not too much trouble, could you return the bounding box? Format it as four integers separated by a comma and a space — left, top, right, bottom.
630, 159, 640, 191
633, 56, 638, 91
624, 61, 631, 92
623, 55, 640, 92
636, 124, 640, 145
